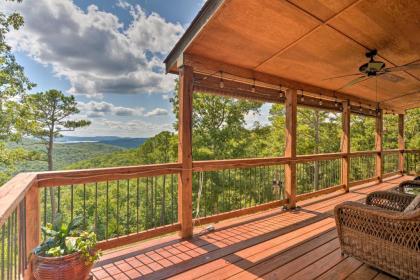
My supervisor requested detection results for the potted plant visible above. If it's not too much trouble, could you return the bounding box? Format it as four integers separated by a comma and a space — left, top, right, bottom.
31, 214, 101, 280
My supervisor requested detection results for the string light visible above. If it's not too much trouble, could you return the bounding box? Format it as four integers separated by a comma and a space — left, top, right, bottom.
300, 90, 304, 102
319, 99, 323, 106
251, 78, 256, 93
279, 85, 284, 98
219, 71, 224, 89
334, 96, 338, 107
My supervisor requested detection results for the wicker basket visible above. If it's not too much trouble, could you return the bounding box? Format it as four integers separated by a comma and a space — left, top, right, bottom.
32, 252, 93, 280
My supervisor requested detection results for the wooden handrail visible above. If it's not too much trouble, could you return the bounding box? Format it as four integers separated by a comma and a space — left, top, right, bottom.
382, 149, 400, 154
0, 172, 37, 227
349, 151, 377, 157
193, 157, 290, 171
295, 152, 344, 162
36, 162, 183, 187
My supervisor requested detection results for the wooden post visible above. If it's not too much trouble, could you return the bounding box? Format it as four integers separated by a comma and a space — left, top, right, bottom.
177, 65, 193, 238
24, 183, 40, 280
375, 109, 383, 182
398, 114, 404, 174
341, 101, 350, 192
285, 89, 297, 208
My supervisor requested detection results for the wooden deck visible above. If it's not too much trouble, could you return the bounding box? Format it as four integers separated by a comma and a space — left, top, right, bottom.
92, 175, 411, 280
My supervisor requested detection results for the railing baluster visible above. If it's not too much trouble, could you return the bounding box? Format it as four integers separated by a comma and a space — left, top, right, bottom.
83, 184, 86, 229
171, 174, 174, 224
70, 185, 74, 221
105, 181, 109, 239
95, 182, 98, 234
136, 178, 140, 232
162, 175, 166, 226
126, 179, 130, 234
116, 180, 120, 236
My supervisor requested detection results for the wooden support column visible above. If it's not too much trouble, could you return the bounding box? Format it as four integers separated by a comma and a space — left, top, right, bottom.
177, 65, 193, 238
341, 101, 350, 192
24, 183, 40, 280
375, 109, 383, 182
285, 89, 297, 208
398, 114, 404, 174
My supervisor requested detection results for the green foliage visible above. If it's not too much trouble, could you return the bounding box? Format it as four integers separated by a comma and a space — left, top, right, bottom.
34, 214, 100, 264
11, 139, 123, 173
0, 0, 37, 181
405, 108, 420, 149
350, 114, 375, 151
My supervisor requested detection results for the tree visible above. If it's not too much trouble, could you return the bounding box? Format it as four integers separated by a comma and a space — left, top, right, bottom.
0, 0, 37, 184
171, 88, 263, 160
25, 90, 90, 219
25, 90, 91, 170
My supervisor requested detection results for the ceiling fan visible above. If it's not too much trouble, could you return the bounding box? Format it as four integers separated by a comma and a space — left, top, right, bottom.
325, 49, 420, 90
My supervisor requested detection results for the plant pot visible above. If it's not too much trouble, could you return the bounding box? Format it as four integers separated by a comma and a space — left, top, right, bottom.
32, 251, 93, 280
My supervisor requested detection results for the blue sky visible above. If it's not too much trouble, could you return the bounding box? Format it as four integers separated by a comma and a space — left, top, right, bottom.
3, 0, 206, 137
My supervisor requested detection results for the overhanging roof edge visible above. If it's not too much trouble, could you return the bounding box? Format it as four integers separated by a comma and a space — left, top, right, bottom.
164, 0, 225, 73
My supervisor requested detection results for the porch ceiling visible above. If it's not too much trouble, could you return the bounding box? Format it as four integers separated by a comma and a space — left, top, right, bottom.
165, 0, 420, 111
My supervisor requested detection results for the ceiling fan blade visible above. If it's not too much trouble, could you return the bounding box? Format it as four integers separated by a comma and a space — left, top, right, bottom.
379, 89, 420, 103
379, 73, 404, 83
338, 76, 371, 90
385, 63, 420, 72
322, 73, 363, 81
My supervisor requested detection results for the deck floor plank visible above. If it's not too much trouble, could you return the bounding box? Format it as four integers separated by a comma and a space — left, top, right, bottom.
92, 176, 408, 280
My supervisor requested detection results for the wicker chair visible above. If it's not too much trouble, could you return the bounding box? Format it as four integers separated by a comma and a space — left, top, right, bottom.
335, 191, 420, 280
395, 180, 420, 195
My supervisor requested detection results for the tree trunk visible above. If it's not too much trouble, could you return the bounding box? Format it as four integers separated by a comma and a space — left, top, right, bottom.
314, 110, 320, 190
48, 133, 57, 222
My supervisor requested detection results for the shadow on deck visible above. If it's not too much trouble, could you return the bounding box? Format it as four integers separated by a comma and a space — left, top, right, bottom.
92, 176, 410, 280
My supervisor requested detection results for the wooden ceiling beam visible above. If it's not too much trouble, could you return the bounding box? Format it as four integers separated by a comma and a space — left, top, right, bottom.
181, 54, 404, 113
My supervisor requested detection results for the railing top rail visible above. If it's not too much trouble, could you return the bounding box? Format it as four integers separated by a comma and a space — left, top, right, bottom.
193, 156, 290, 171
349, 150, 378, 156
0, 172, 37, 227
295, 152, 344, 162
36, 162, 182, 187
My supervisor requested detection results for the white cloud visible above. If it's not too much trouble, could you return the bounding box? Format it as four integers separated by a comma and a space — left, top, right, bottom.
68, 119, 173, 137
78, 101, 167, 118
2, 0, 183, 98
144, 108, 168, 117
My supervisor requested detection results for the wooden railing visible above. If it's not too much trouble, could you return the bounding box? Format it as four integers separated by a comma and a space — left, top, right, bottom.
404, 149, 420, 175
349, 151, 377, 186
0, 150, 418, 279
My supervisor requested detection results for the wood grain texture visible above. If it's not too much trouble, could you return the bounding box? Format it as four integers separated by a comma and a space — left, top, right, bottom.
375, 109, 383, 182
341, 101, 351, 192
0, 173, 37, 227
182, 54, 404, 113
36, 163, 182, 187
285, 89, 297, 208
170, 0, 420, 110
96, 223, 181, 251
178, 65, 194, 238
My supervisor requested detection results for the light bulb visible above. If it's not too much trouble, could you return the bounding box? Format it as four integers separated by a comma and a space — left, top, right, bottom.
251, 85, 256, 93
319, 99, 323, 106
219, 80, 224, 89
301, 95, 304, 102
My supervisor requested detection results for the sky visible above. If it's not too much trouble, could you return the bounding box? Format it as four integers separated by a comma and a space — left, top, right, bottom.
1, 0, 208, 137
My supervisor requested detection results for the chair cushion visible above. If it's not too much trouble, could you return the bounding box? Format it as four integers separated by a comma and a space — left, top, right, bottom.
403, 195, 420, 212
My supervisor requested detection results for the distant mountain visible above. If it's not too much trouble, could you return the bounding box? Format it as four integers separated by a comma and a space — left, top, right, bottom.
57, 136, 148, 148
